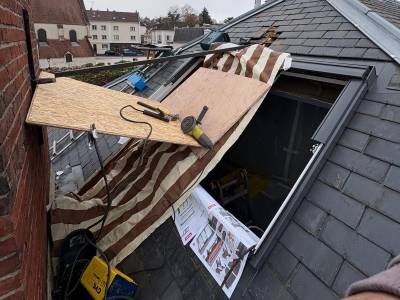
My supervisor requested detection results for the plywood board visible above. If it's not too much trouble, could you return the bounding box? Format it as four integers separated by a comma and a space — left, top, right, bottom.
162, 68, 270, 144
39, 71, 55, 79
26, 77, 199, 147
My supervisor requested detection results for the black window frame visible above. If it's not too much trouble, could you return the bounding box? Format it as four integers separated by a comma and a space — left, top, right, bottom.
65, 52, 73, 63
249, 57, 376, 268
69, 30, 78, 43
37, 28, 47, 43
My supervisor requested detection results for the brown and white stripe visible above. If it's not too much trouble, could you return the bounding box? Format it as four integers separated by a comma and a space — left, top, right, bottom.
50, 45, 291, 266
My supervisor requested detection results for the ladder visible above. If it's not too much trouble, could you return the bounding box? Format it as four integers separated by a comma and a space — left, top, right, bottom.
50, 129, 85, 161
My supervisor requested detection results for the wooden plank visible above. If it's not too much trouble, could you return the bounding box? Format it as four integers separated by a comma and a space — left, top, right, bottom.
162, 67, 270, 144
39, 71, 55, 79
26, 77, 200, 147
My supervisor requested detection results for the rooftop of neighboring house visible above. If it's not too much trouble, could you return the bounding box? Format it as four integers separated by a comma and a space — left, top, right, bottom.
49, 0, 400, 299
174, 27, 204, 43
86, 9, 139, 23
32, 0, 88, 25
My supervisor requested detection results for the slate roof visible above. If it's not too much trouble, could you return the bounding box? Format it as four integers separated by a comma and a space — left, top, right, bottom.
50, 0, 400, 299
174, 27, 204, 43
359, 0, 400, 28
86, 10, 139, 23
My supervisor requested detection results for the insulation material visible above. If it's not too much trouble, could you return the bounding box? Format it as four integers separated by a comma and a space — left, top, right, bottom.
50, 46, 291, 267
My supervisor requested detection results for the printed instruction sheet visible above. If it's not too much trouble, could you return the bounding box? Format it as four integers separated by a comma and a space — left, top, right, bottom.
175, 186, 260, 298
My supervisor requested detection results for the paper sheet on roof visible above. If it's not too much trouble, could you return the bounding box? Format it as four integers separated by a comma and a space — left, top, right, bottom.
49, 45, 291, 272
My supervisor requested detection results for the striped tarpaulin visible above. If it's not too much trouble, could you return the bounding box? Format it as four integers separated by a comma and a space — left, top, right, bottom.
50, 45, 291, 266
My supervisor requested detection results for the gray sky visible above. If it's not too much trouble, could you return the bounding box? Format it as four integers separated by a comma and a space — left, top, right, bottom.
84, 0, 254, 22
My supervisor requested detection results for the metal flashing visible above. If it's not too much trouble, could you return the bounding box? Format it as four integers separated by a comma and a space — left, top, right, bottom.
326, 0, 400, 64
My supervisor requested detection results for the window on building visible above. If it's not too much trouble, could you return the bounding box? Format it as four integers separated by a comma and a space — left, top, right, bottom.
130, 36, 136, 41
92, 25, 97, 30
101, 25, 106, 30
102, 35, 107, 40
69, 30, 77, 42
114, 35, 119, 40
102, 44, 108, 49
37, 29, 47, 43
166, 35, 170, 41
157, 34, 161, 43
92, 35, 98, 40
130, 26, 135, 31
113, 25, 119, 31
65, 52, 73, 63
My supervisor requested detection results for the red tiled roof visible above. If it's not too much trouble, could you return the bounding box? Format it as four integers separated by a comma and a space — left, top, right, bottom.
32, 0, 88, 25
38, 39, 93, 59
86, 10, 139, 23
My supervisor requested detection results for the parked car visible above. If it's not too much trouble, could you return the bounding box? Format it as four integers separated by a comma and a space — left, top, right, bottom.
104, 50, 121, 56
122, 48, 144, 56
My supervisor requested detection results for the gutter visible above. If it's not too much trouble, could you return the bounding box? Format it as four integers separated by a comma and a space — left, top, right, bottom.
326, 0, 400, 64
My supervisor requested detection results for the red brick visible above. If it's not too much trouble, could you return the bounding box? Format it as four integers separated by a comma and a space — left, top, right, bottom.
0, 254, 20, 278
0, 237, 17, 258
0, 271, 21, 296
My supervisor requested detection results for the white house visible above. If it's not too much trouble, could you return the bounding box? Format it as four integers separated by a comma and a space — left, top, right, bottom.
149, 23, 175, 45
86, 9, 141, 54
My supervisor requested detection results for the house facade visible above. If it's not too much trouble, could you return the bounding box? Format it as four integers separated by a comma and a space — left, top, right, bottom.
148, 23, 175, 45
32, 0, 94, 68
86, 9, 141, 54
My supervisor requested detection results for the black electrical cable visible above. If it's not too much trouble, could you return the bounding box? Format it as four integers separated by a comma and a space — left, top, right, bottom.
119, 105, 153, 165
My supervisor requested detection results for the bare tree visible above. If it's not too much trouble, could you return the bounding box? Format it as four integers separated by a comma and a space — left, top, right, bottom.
167, 5, 180, 23
181, 4, 199, 26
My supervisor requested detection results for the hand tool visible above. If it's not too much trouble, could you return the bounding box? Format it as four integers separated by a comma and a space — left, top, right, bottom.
137, 101, 179, 122
181, 106, 214, 149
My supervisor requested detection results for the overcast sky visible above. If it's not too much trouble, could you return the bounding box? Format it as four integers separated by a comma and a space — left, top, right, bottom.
83, 0, 255, 22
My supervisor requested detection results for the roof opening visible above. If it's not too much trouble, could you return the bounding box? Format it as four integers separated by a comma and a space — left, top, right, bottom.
200, 73, 344, 239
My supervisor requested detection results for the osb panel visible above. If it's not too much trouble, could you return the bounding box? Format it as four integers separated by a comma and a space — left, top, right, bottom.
162, 68, 270, 144
26, 77, 199, 147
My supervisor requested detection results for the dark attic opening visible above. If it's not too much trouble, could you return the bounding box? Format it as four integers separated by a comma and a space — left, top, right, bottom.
201, 72, 345, 237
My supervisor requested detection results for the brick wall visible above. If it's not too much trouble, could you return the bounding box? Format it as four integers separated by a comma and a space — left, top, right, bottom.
0, 0, 49, 299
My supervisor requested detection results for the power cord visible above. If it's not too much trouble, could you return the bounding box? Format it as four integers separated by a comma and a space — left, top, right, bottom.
119, 105, 153, 165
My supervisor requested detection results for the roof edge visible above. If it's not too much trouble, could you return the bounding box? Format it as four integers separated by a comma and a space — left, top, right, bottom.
326, 0, 400, 64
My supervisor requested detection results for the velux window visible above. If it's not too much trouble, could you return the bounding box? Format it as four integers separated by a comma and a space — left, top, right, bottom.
168, 60, 371, 262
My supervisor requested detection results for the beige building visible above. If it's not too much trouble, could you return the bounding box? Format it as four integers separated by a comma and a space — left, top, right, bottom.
148, 23, 175, 45
86, 9, 141, 54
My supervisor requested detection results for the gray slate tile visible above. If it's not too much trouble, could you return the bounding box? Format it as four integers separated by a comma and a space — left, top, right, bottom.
268, 243, 299, 282
246, 266, 295, 300
286, 45, 312, 54
329, 145, 390, 183
281, 222, 343, 285
307, 180, 365, 229
161, 281, 184, 300
365, 137, 400, 166
332, 262, 366, 297
327, 39, 359, 48
321, 216, 391, 276
384, 166, 400, 192
338, 129, 369, 152
298, 31, 326, 39
302, 38, 329, 47
289, 264, 338, 300
323, 31, 348, 39
358, 209, 400, 255
376, 187, 400, 224
318, 161, 351, 190
278, 31, 301, 38
343, 172, 383, 207
338, 48, 367, 58
358, 100, 384, 117
349, 113, 400, 144
309, 47, 343, 56
316, 23, 341, 31
363, 49, 390, 61
294, 200, 328, 236
356, 38, 377, 48
380, 104, 400, 123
